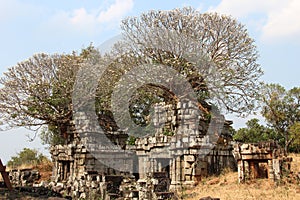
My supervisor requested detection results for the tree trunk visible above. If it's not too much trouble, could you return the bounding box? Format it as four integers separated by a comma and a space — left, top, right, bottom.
284, 132, 289, 155
60, 124, 68, 144
285, 137, 294, 156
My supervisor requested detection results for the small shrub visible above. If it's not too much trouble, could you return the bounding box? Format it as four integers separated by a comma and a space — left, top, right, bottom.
163, 130, 175, 136
127, 135, 137, 145
7, 148, 50, 169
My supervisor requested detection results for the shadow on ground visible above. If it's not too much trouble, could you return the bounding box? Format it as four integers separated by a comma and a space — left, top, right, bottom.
0, 185, 70, 200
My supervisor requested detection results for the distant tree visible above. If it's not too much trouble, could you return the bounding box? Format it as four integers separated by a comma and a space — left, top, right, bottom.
288, 122, 300, 152
7, 148, 49, 168
260, 84, 300, 153
233, 118, 278, 143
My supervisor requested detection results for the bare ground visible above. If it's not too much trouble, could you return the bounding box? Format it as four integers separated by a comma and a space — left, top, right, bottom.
183, 153, 300, 200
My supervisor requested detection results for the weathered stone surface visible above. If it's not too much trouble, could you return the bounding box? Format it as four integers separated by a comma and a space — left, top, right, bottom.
9, 169, 41, 187
233, 142, 292, 183
48, 102, 235, 199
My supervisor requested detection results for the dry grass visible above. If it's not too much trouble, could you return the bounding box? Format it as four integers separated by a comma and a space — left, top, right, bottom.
33, 159, 53, 182
290, 153, 300, 172
183, 154, 300, 200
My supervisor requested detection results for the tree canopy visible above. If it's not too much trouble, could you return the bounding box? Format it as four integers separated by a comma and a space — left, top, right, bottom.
233, 118, 279, 143
260, 83, 300, 153
115, 7, 262, 114
0, 7, 263, 143
0, 46, 96, 141
7, 148, 49, 168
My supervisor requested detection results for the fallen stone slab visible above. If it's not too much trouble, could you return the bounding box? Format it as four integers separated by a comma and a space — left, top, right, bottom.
200, 196, 220, 200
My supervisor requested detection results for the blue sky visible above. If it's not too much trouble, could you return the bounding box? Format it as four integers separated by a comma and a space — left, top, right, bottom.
0, 0, 299, 163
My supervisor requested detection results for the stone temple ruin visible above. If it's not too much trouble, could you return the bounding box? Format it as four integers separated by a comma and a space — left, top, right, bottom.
50, 101, 237, 199
233, 142, 292, 183
3, 100, 293, 199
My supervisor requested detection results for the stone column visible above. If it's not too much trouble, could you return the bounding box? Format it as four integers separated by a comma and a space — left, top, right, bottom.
268, 159, 274, 181
150, 158, 154, 173
138, 157, 147, 179
153, 159, 157, 172
58, 162, 63, 181
272, 159, 281, 181
70, 162, 74, 180
176, 156, 182, 182
237, 160, 244, 183
244, 161, 250, 181
158, 160, 162, 172
170, 158, 176, 186
53, 161, 58, 179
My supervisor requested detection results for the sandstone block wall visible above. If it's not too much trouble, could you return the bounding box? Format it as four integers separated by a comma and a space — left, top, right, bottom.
233, 142, 292, 183
49, 102, 236, 199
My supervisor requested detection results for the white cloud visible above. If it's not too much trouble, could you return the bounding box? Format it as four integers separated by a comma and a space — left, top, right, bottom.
208, 0, 283, 18
209, 0, 300, 43
70, 8, 97, 26
261, 0, 300, 43
97, 0, 134, 23
47, 0, 134, 35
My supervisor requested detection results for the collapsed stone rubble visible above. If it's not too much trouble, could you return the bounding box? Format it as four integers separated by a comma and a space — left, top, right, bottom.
9, 168, 40, 187
48, 102, 236, 199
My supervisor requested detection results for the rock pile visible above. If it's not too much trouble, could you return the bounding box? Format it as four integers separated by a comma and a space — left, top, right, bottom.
9, 168, 40, 186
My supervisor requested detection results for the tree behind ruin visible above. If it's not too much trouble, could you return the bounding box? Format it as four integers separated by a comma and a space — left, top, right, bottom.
96, 7, 263, 120
260, 83, 300, 153
0, 7, 263, 143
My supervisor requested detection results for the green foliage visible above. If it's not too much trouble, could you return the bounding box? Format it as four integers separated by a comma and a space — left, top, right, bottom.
127, 135, 137, 145
39, 124, 65, 146
0, 44, 97, 141
233, 118, 279, 143
288, 122, 300, 152
7, 148, 50, 168
260, 83, 300, 152
162, 129, 175, 136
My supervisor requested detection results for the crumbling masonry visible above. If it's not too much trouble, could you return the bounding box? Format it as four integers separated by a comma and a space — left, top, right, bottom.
233, 142, 292, 183
50, 102, 236, 199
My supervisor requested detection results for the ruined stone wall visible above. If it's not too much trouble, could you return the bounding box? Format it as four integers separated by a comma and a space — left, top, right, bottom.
9, 169, 40, 187
233, 142, 292, 183
49, 102, 236, 199
50, 126, 133, 199
136, 102, 235, 189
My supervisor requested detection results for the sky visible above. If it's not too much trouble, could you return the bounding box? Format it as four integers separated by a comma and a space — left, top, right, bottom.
0, 0, 299, 164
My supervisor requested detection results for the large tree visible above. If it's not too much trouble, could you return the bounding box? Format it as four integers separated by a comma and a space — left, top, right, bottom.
0, 46, 96, 142
89, 8, 263, 138
109, 7, 262, 115
0, 7, 263, 143
260, 83, 300, 153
